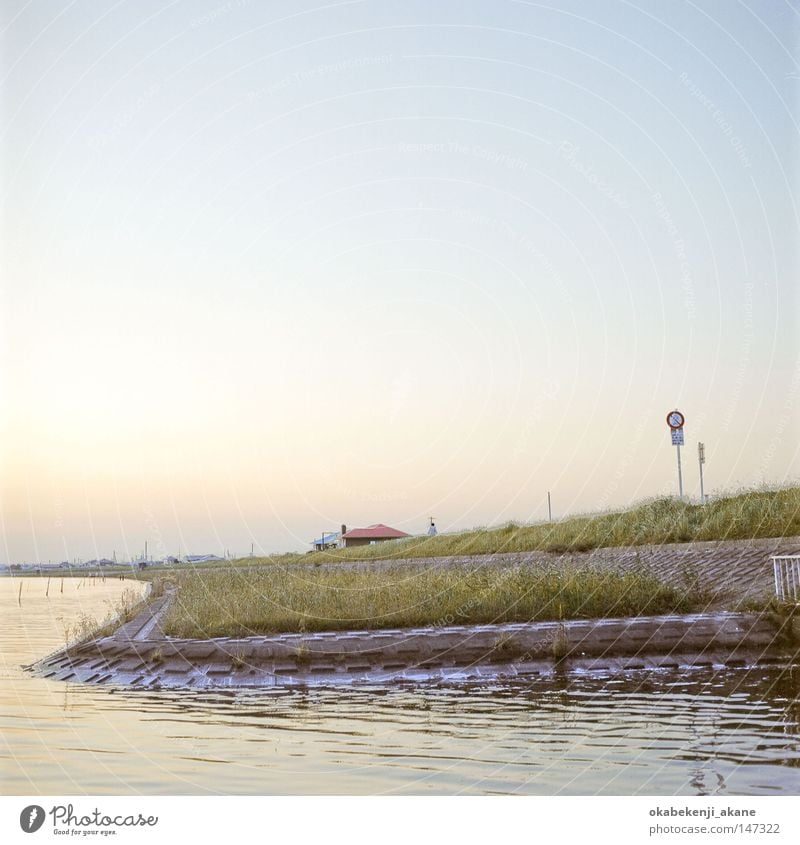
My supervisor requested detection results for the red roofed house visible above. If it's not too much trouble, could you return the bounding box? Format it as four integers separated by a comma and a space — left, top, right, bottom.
340, 523, 411, 548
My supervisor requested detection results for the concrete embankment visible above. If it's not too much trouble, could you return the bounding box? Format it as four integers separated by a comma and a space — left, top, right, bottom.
30, 536, 800, 688
32, 605, 798, 689
308, 536, 800, 601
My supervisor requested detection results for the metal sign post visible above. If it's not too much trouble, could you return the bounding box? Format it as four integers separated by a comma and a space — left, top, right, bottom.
698, 441, 706, 504
667, 410, 686, 499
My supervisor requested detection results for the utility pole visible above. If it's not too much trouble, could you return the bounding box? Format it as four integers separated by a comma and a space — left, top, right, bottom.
547, 491, 552, 522
698, 441, 706, 504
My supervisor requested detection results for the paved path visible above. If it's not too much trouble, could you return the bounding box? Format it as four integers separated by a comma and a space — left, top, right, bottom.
271, 535, 800, 601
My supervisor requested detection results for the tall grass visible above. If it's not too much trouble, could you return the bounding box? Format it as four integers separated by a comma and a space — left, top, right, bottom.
163, 565, 695, 638
59, 587, 148, 649
238, 486, 798, 568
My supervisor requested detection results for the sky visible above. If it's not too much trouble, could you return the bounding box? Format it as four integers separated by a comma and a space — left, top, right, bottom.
1, 0, 798, 563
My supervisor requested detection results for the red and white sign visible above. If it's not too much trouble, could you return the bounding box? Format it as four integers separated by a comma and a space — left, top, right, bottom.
666, 410, 685, 430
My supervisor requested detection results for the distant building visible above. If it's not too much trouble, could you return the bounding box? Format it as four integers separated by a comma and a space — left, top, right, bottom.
311, 531, 341, 552
184, 554, 224, 563
340, 524, 411, 548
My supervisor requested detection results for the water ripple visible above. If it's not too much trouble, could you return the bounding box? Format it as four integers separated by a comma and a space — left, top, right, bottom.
2, 579, 800, 794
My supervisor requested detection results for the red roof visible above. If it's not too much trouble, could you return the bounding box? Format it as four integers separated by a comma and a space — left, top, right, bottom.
341, 523, 410, 540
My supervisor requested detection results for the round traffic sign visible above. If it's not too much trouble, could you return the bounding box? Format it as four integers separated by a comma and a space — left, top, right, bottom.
666, 410, 685, 429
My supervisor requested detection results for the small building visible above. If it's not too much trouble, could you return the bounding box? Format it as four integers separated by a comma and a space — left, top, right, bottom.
311, 531, 341, 552
340, 523, 411, 548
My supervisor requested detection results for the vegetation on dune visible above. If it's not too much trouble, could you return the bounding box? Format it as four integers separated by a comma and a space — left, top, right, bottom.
141, 487, 798, 639
229, 486, 799, 569
162, 565, 697, 638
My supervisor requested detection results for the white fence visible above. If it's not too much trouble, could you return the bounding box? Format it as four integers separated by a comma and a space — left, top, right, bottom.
771, 555, 800, 602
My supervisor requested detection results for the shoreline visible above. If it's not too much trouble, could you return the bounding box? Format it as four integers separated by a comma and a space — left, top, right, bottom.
31, 602, 798, 689
28, 535, 800, 689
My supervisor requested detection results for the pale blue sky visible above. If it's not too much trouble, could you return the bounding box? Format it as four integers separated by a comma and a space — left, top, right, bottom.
1, 1, 798, 562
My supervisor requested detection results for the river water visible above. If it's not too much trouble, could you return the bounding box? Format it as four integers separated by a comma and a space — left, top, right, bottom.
1, 577, 799, 795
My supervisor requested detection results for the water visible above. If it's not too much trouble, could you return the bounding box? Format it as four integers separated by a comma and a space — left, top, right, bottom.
1, 578, 799, 795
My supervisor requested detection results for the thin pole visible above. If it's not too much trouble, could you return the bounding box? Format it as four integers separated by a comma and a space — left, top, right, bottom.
547, 491, 552, 522
676, 444, 683, 498
698, 452, 705, 504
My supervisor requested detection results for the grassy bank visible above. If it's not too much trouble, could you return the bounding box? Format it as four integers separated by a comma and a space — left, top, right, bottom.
234, 486, 798, 568
162, 565, 699, 638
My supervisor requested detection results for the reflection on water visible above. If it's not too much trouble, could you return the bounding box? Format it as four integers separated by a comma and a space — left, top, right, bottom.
1, 578, 799, 795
